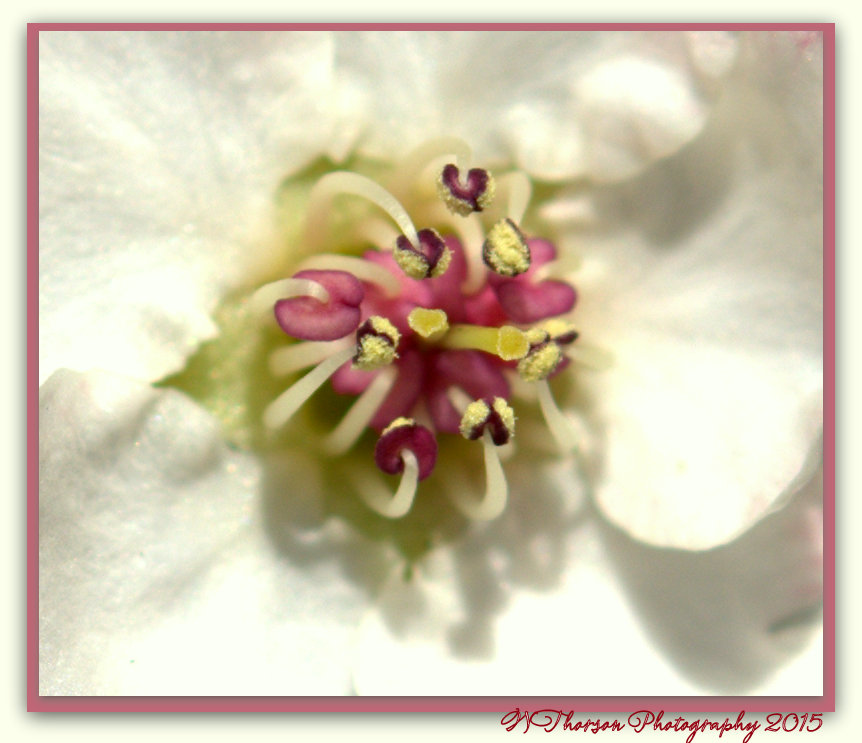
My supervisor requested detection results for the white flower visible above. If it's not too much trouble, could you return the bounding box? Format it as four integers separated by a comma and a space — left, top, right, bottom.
38, 29, 824, 696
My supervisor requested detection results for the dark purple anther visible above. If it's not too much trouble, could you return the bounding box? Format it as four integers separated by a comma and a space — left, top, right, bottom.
438, 164, 495, 216
274, 270, 364, 341
374, 419, 438, 481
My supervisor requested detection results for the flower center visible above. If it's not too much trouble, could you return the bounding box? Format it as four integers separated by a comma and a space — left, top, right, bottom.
252, 138, 590, 521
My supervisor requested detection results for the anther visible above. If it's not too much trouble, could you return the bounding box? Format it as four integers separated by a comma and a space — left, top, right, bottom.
393, 228, 453, 279
352, 418, 438, 519
516, 322, 579, 382
353, 316, 401, 370
459, 397, 516, 446
437, 163, 496, 216
482, 218, 531, 277
374, 417, 438, 481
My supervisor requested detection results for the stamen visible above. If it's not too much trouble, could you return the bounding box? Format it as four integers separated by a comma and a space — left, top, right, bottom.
517, 337, 564, 382
374, 417, 438, 480
439, 207, 487, 293
353, 316, 401, 370
444, 324, 529, 361
296, 253, 401, 297
269, 339, 351, 377
408, 307, 449, 341
323, 366, 397, 455
459, 397, 516, 445
393, 228, 453, 279
358, 450, 420, 519
449, 430, 509, 521
516, 322, 579, 382
388, 136, 474, 194
263, 346, 355, 430
496, 170, 532, 224
437, 163, 496, 216
482, 218, 531, 277
305, 171, 420, 249
536, 379, 578, 454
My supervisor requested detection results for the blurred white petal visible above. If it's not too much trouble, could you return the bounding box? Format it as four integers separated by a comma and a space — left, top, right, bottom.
39, 31, 350, 385
39, 369, 372, 695
566, 32, 823, 548
337, 31, 738, 181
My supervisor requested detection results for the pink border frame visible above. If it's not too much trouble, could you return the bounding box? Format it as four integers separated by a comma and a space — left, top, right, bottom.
26, 22, 836, 714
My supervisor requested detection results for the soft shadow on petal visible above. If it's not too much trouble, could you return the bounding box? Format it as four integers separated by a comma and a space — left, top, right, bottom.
336, 31, 738, 182
39, 369, 368, 695
600, 469, 823, 694
353, 512, 710, 696
353, 476, 822, 697
39, 31, 346, 385
564, 32, 823, 549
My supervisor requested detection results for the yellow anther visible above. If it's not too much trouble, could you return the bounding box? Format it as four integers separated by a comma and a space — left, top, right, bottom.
540, 319, 578, 344
482, 218, 531, 277
353, 316, 401, 371
492, 397, 517, 437
459, 396, 516, 444
517, 342, 564, 382
394, 249, 432, 280
459, 399, 491, 439
408, 308, 450, 341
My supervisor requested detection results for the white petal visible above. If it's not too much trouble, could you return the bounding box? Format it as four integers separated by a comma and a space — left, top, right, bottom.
39, 31, 347, 385
335, 31, 738, 182
39, 369, 370, 695
569, 32, 823, 549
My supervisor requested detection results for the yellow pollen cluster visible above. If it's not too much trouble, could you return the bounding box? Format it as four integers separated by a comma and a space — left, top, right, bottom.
483, 218, 531, 276
517, 342, 563, 382
542, 319, 577, 342
353, 316, 400, 370
459, 397, 516, 441
436, 172, 497, 216
492, 397, 516, 436
393, 240, 453, 279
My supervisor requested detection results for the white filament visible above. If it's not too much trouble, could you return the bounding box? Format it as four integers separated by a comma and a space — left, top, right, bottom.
263, 346, 355, 430
537, 379, 578, 454
355, 216, 401, 250
323, 367, 396, 455
498, 170, 532, 224
389, 136, 473, 193
305, 171, 419, 249
357, 450, 420, 519
250, 277, 329, 318
296, 252, 401, 296
269, 339, 351, 377
450, 431, 508, 521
